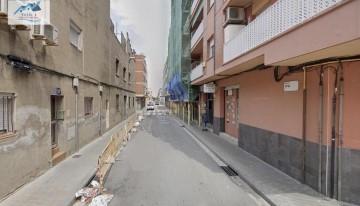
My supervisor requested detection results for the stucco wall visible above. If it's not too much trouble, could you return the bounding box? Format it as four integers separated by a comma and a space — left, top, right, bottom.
0, 0, 136, 199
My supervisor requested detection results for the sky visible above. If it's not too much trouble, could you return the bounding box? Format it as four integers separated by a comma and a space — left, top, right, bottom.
110, 0, 171, 97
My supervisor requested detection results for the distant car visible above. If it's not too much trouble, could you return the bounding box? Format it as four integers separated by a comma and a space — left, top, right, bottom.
147, 105, 154, 110
155, 102, 159, 105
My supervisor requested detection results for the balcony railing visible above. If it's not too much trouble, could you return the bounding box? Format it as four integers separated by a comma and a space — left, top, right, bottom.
190, 63, 204, 81
191, 20, 204, 48
191, 0, 200, 15
223, 0, 344, 63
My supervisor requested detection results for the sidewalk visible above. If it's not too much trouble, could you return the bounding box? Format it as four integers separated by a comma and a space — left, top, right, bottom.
0, 112, 141, 206
179, 118, 354, 206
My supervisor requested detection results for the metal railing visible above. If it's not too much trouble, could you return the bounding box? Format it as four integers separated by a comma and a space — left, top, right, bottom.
97, 112, 142, 191
223, 0, 344, 63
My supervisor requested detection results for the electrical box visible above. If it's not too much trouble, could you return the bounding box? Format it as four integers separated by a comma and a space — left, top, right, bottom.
284, 81, 299, 92
73, 78, 79, 87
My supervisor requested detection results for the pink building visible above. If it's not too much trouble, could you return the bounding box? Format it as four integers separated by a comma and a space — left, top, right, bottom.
190, 0, 360, 204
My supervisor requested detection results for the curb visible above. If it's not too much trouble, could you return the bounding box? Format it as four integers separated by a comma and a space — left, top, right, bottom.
173, 116, 277, 206
67, 170, 97, 206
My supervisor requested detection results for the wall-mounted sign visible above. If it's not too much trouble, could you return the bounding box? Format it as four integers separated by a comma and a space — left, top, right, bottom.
8, 0, 50, 25
284, 81, 299, 92
204, 83, 215, 93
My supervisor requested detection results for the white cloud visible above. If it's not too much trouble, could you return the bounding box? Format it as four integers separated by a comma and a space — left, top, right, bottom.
110, 0, 170, 96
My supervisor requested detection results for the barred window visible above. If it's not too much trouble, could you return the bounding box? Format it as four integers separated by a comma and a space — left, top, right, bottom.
0, 93, 14, 135
84, 97, 93, 116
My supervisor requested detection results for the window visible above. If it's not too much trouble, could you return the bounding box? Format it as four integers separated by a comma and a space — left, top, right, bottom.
70, 21, 83, 50
133, 97, 135, 107
115, 59, 120, 77
123, 67, 127, 82
208, 37, 215, 59
116, 94, 120, 112
0, 93, 14, 135
84, 97, 93, 116
128, 73, 131, 84
128, 96, 131, 108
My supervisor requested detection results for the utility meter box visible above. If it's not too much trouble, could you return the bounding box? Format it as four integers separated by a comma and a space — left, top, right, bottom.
284, 81, 299, 92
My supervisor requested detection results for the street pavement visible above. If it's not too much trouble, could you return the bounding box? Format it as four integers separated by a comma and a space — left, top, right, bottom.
105, 106, 264, 206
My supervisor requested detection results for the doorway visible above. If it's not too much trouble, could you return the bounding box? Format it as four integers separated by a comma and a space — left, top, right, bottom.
50, 95, 63, 148
225, 88, 239, 138
206, 93, 214, 126
105, 100, 109, 129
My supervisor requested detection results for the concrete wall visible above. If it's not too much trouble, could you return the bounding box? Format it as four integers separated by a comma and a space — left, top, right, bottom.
0, 0, 136, 199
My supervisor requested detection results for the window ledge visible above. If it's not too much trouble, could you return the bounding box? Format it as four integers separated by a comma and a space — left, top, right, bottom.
0, 132, 17, 141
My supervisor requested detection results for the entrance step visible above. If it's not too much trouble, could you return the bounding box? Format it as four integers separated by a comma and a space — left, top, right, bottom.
52, 148, 66, 166
52, 147, 60, 156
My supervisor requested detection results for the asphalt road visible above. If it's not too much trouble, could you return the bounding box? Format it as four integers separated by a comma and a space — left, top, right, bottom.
104, 105, 260, 206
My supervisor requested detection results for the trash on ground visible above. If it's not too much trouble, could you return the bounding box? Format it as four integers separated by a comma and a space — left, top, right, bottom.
132, 128, 137, 132
134, 121, 140, 127
138, 116, 144, 121
75, 181, 100, 203
89, 194, 114, 206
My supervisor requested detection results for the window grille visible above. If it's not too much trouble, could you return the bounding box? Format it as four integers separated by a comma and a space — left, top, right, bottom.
0, 93, 14, 134
84, 97, 93, 116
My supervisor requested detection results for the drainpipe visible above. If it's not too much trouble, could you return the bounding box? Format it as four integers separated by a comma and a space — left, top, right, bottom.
75, 87, 79, 152
318, 67, 324, 193
198, 103, 201, 127
302, 67, 307, 184
338, 64, 344, 200
330, 68, 339, 198
99, 85, 103, 136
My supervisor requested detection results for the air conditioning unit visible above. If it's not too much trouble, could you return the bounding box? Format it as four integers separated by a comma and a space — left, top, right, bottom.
0, 0, 8, 16
31, 24, 59, 46
225, 7, 245, 25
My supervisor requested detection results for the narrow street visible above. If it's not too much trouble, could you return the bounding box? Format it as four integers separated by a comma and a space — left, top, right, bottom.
105, 106, 264, 206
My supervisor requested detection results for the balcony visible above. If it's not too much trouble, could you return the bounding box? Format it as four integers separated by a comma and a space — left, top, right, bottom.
190, 63, 204, 81
191, 0, 200, 16
223, 0, 344, 63
191, 20, 204, 48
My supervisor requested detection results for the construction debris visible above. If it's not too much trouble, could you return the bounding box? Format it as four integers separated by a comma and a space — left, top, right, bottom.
89, 194, 114, 206
75, 181, 100, 203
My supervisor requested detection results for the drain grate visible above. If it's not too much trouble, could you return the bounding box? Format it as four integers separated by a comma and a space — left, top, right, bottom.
72, 155, 82, 158
220, 166, 238, 176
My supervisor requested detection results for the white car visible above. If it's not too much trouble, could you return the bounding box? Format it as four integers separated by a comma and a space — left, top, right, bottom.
147, 105, 154, 110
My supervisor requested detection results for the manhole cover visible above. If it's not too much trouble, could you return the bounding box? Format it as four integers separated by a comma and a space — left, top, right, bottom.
72, 155, 82, 158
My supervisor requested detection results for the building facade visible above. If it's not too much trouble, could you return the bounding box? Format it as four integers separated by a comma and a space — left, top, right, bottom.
189, 0, 360, 204
0, 0, 136, 199
135, 54, 148, 110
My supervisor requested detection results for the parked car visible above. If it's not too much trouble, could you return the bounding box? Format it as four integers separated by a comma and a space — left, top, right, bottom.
147, 102, 154, 110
